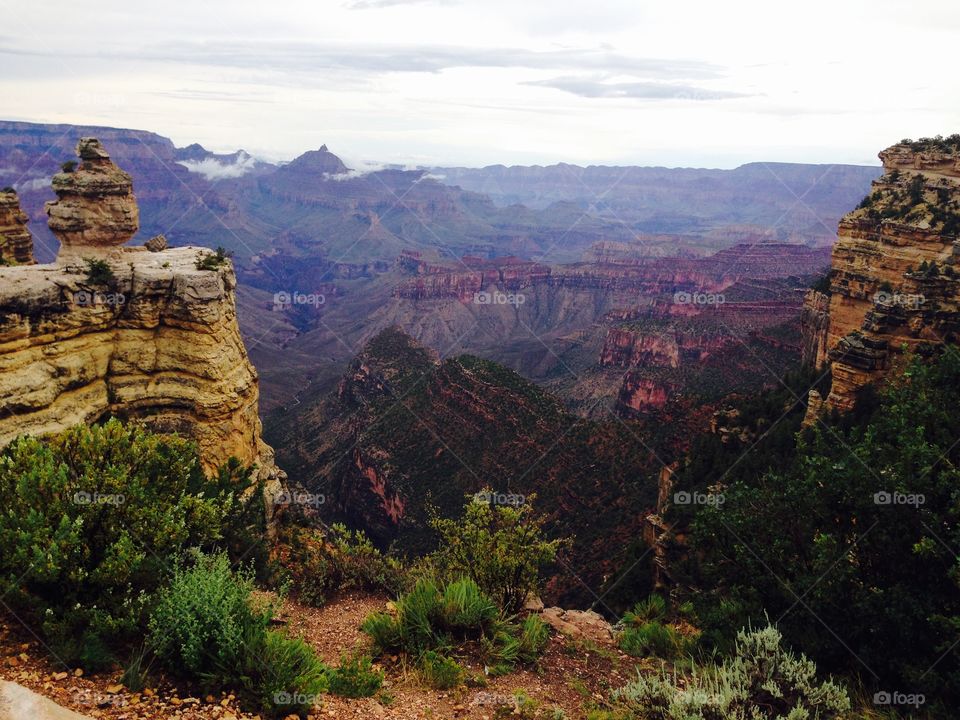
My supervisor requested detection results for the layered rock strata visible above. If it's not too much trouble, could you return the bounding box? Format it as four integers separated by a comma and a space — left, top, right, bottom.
803, 137, 960, 415
45, 138, 138, 258
0, 190, 34, 264
0, 139, 281, 493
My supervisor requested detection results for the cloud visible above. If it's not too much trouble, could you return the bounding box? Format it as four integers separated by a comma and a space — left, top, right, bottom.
345, 0, 454, 8
178, 153, 259, 180
525, 76, 751, 100
0, 38, 723, 81
150, 89, 275, 104
14, 177, 51, 192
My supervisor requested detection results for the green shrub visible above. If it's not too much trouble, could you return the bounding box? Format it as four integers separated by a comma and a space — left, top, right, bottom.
0, 420, 254, 667
428, 490, 566, 613
623, 595, 667, 625
196, 246, 233, 271
148, 550, 328, 718
617, 596, 695, 660
253, 630, 329, 717
484, 627, 521, 676
613, 625, 850, 719
618, 623, 693, 660
361, 576, 549, 679
360, 610, 403, 654
278, 523, 404, 607
147, 552, 269, 682
685, 349, 960, 707
439, 576, 500, 631
418, 650, 463, 689
84, 257, 116, 286
517, 615, 550, 663
60, 160, 77, 173
326, 652, 383, 698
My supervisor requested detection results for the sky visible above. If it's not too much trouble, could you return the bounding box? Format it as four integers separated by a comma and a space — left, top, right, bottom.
1, 0, 959, 168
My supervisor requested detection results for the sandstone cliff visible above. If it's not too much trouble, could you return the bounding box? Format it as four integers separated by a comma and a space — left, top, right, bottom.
803, 136, 960, 415
0, 190, 34, 264
0, 138, 281, 493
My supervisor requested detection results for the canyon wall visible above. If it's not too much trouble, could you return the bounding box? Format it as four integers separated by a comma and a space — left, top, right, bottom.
803, 138, 960, 415
0, 138, 281, 490
0, 190, 34, 264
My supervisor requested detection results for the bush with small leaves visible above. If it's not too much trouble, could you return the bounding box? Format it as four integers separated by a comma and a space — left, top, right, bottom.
428, 489, 567, 614
148, 551, 328, 718
0, 420, 256, 668
613, 625, 850, 719
84, 257, 117, 287
277, 523, 405, 607
418, 650, 463, 689
196, 246, 233, 271
325, 652, 383, 698
147, 552, 270, 682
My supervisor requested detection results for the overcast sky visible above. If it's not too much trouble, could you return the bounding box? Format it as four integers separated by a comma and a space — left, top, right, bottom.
2, 0, 959, 168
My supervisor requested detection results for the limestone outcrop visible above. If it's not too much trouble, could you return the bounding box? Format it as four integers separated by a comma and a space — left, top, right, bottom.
803, 137, 960, 416
0, 138, 282, 495
45, 138, 139, 258
0, 190, 34, 264
0, 681, 92, 720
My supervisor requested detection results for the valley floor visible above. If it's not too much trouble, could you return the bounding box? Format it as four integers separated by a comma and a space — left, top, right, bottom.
1, 592, 639, 720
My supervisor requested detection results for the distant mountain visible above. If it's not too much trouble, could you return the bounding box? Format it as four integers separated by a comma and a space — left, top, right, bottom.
434, 161, 881, 245
0, 121, 274, 262
0, 120, 878, 413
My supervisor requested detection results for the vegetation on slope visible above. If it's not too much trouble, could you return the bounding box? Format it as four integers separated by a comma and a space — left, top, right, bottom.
666, 349, 960, 714
267, 326, 669, 607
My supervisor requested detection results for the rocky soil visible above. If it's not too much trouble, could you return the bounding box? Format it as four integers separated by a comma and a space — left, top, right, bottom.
0, 592, 641, 720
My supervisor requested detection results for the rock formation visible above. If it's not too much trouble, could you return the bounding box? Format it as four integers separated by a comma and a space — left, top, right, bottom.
0, 138, 282, 496
45, 138, 139, 259
0, 681, 92, 720
0, 189, 34, 264
803, 136, 960, 416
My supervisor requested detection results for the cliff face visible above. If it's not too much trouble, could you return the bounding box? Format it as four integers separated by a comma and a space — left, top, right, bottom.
0, 138, 280, 489
0, 190, 34, 264
804, 137, 960, 414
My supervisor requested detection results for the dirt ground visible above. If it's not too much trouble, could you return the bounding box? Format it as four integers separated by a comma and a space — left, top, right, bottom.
0, 592, 643, 720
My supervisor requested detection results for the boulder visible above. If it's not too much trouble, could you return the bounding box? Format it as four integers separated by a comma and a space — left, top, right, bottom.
0, 681, 93, 720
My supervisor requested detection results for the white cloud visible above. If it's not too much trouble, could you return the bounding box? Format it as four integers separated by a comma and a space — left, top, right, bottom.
0, 0, 957, 167
14, 177, 51, 192
178, 153, 259, 180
